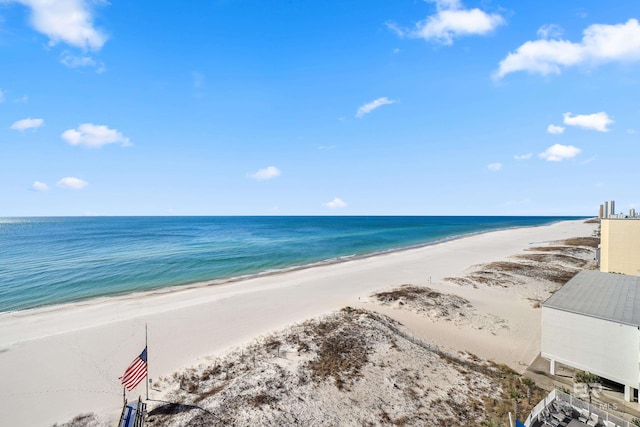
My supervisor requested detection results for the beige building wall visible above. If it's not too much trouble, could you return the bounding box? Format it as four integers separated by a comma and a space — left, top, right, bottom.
601, 219, 640, 276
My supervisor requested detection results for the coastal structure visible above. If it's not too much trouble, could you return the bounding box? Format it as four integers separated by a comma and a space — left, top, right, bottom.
600, 200, 615, 219
597, 199, 640, 219
541, 270, 640, 407
598, 199, 639, 220
600, 218, 640, 276
524, 389, 636, 427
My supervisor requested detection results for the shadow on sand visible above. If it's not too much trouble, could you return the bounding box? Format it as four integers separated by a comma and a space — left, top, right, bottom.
147, 400, 214, 417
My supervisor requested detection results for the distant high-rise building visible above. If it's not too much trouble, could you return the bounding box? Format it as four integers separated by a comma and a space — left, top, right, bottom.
631, 208, 637, 218
599, 204, 604, 218
602, 200, 616, 218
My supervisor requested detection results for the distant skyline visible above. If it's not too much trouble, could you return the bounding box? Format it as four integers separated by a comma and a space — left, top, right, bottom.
1, 1, 639, 216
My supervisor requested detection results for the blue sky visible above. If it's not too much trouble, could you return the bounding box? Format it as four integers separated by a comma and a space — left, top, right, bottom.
0, 0, 638, 216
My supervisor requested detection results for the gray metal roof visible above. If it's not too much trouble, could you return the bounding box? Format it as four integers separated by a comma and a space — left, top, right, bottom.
543, 270, 640, 327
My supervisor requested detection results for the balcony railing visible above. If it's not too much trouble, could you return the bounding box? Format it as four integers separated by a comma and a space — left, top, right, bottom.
524, 388, 633, 427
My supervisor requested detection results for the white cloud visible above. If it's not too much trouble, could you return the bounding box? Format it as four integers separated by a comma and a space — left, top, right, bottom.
61, 123, 131, 148
496, 19, 640, 79
10, 0, 107, 50
14, 95, 29, 103
434, 0, 462, 9
537, 24, 564, 39
31, 181, 49, 191
547, 124, 565, 134
60, 52, 104, 72
563, 112, 613, 132
10, 117, 44, 131
407, 0, 504, 45
539, 144, 581, 162
249, 166, 281, 181
356, 97, 396, 118
514, 153, 532, 160
0, 89, 4, 103
495, 39, 584, 78
487, 162, 502, 171
385, 22, 406, 38
324, 197, 347, 209
57, 177, 88, 189
61, 53, 95, 67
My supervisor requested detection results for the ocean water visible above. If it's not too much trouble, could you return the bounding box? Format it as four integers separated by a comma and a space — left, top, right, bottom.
0, 216, 582, 313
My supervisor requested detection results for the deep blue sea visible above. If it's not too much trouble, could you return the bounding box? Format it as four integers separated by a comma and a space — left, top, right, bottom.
0, 216, 583, 312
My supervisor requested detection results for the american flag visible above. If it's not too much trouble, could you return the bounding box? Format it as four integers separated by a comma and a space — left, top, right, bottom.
119, 347, 147, 391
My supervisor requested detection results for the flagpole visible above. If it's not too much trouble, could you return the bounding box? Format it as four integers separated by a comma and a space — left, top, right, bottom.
145, 323, 148, 401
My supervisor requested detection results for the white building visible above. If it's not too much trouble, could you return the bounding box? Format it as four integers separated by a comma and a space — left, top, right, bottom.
542, 270, 640, 406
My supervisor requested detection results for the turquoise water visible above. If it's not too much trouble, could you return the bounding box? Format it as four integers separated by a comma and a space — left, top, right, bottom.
0, 216, 582, 312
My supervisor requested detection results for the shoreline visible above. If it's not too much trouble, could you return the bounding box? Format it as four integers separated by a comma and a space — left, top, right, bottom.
1, 217, 581, 316
0, 218, 596, 426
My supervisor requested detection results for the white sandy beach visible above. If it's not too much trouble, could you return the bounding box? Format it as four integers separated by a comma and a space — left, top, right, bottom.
0, 219, 596, 426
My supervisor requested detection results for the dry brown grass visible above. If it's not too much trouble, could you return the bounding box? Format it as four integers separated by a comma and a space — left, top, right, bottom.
371, 285, 477, 325
526, 245, 594, 255
250, 393, 277, 407
446, 233, 597, 291
479, 261, 578, 285
373, 285, 442, 302
307, 307, 371, 389
562, 237, 599, 248
584, 218, 600, 224
445, 271, 516, 288
514, 253, 589, 268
